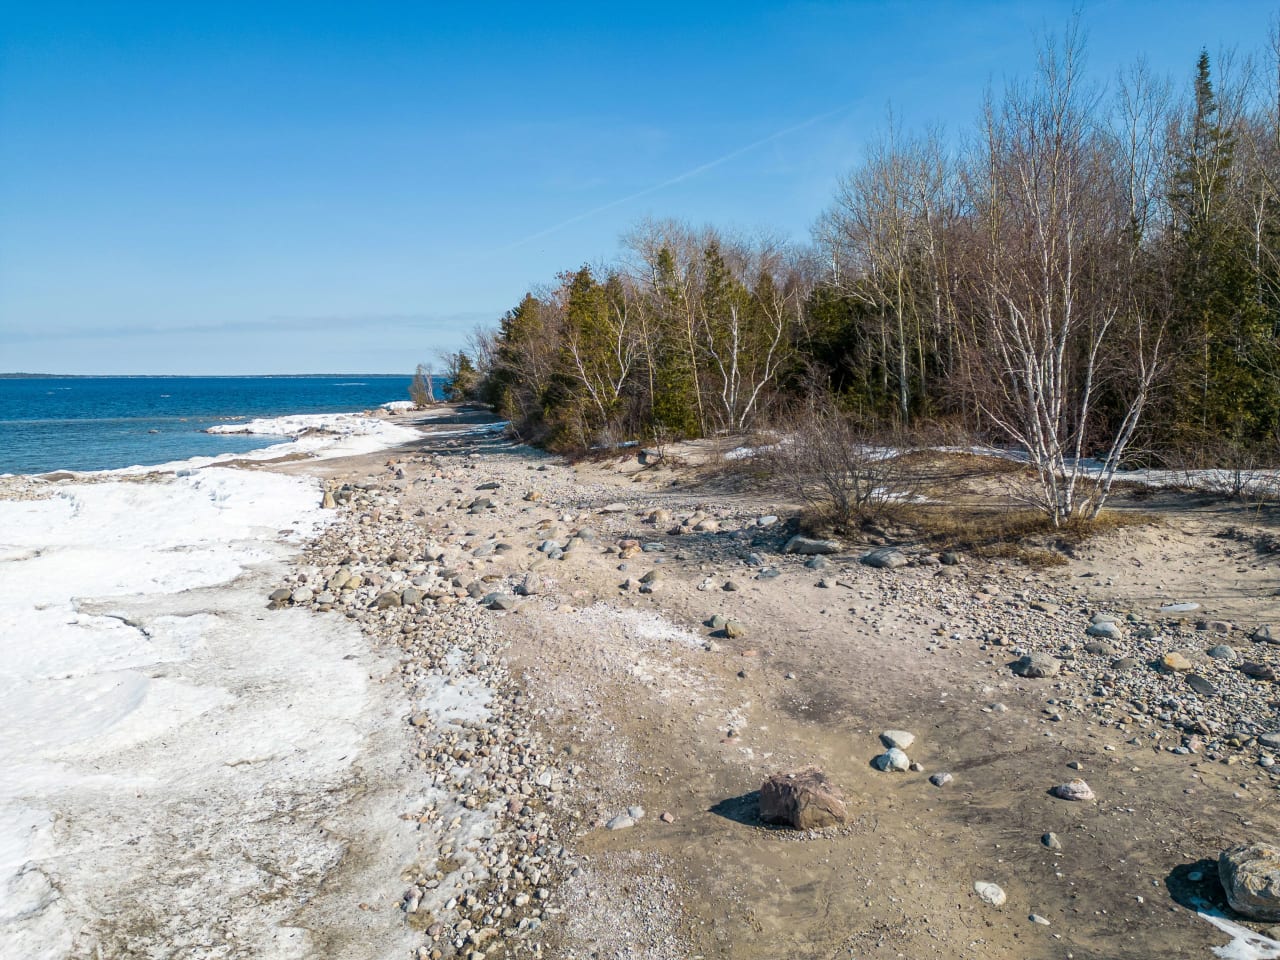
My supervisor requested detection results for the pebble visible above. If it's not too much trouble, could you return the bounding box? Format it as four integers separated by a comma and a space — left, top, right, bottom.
929, 772, 952, 787
1042, 832, 1062, 850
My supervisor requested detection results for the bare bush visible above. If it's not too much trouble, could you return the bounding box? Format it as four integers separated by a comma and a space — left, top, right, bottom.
761, 400, 919, 531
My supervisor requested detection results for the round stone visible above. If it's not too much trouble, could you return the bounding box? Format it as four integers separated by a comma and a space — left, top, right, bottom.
974, 881, 1006, 907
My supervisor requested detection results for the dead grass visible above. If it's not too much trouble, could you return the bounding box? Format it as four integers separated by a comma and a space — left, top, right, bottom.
890, 503, 1157, 568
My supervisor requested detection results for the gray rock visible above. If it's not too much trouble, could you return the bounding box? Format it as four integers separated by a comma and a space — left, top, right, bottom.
1186, 673, 1218, 697
1259, 732, 1280, 750
1086, 620, 1122, 640
758, 768, 848, 829
1051, 778, 1095, 801
940, 551, 961, 566
516, 572, 542, 596
1208, 644, 1237, 660
1254, 625, 1278, 645
1042, 832, 1062, 850
756, 567, 781, 580
880, 730, 916, 750
1029, 914, 1051, 926
401, 587, 424, 605
1013, 652, 1061, 679
784, 536, 842, 555
874, 748, 910, 772
1084, 640, 1116, 657
269, 588, 291, 602
374, 590, 402, 609
974, 881, 1006, 907
605, 814, 635, 830
804, 556, 829, 570
929, 772, 952, 787
1220, 843, 1280, 921
708, 614, 728, 630
483, 593, 517, 611
1160, 602, 1200, 614
862, 547, 908, 569
723, 580, 740, 592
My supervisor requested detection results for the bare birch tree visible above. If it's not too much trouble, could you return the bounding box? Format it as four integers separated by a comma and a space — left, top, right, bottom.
964, 27, 1165, 525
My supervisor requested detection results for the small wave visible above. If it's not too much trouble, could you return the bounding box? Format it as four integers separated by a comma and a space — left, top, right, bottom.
333, 382, 366, 386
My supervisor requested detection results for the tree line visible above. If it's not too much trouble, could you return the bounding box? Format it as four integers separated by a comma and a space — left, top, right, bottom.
458, 26, 1280, 524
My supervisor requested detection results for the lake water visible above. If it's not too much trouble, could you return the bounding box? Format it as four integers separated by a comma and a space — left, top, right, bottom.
0, 375, 433, 474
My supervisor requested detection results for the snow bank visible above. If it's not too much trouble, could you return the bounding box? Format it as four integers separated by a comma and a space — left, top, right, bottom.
1194, 901, 1280, 959
200, 410, 420, 464
0, 469, 415, 958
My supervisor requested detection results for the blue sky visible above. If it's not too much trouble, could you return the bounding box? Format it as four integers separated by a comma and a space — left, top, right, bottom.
0, 1, 1273, 374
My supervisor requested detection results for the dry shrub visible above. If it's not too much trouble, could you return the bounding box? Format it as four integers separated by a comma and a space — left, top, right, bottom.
759, 402, 920, 532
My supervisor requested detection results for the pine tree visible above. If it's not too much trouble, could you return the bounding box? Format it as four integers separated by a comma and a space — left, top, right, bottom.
1164, 50, 1279, 460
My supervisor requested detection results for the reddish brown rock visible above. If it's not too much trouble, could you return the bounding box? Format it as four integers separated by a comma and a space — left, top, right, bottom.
1242, 661, 1279, 681
759, 768, 848, 830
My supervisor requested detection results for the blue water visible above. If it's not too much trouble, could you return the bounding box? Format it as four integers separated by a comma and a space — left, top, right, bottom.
0, 375, 435, 474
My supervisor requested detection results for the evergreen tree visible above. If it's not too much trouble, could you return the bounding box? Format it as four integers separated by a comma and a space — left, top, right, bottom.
1164, 50, 1279, 458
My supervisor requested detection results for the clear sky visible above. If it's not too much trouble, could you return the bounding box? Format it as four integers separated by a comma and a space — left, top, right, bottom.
0, 1, 1274, 374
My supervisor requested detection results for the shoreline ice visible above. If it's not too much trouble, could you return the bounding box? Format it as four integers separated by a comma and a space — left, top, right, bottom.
0, 414, 428, 958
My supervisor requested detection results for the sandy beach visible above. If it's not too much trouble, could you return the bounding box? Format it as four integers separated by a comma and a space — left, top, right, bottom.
3, 405, 1280, 960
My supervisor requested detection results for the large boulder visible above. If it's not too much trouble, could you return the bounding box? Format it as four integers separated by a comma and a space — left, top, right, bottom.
1220, 842, 1280, 921
759, 768, 848, 830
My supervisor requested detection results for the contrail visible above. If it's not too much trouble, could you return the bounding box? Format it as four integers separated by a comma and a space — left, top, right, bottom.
493, 102, 855, 253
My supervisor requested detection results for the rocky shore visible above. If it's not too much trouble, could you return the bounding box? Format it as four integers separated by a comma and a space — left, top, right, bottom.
11, 406, 1279, 959
251, 407, 1280, 959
